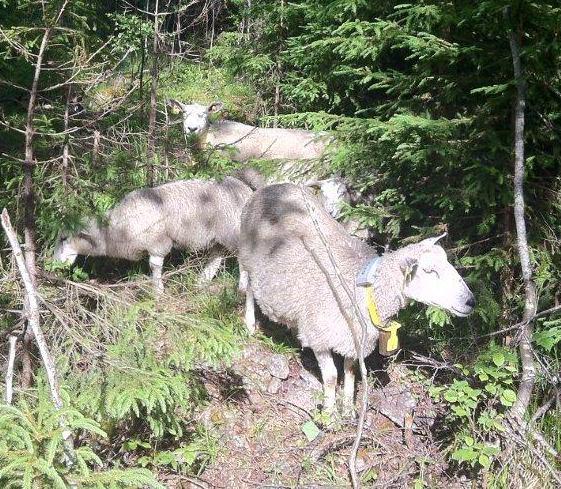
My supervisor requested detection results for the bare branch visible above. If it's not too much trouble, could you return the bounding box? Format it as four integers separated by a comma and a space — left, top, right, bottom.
504, 5, 537, 422
298, 188, 369, 489
4, 335, 18, 404
1, 208, 76, 467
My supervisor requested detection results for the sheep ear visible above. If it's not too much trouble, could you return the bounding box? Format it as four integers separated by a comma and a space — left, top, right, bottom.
421, 232, 447, 247
208, 101, 224, 113
167, 99, 186, 113
305, 179, 323, 189
399, 254, 418, 278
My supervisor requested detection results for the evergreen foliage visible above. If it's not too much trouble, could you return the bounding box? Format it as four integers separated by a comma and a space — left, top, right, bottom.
1, 0, 561, 484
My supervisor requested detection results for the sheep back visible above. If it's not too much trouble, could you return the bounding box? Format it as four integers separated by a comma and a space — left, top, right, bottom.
103, 177, 254, 261
239, 183, 379, 358
206, 121, 330, 161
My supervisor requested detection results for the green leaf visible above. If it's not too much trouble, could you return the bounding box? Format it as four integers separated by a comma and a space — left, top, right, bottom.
478, 454, 491, 468
452, 447, 477, 462
533, 327, 561, 352
301, 421, 321, 442
492, 353, 505, 367
444, 390, 458, 402
500, 389, 517, 407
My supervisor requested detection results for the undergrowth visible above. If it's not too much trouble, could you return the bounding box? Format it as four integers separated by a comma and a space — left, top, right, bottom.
1, 260, 247, 484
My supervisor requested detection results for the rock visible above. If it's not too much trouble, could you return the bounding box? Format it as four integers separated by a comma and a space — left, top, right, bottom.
283, 388, 318, 413
371, 384, 417, 428
268, 354, 290, 379
267, 377, 282, 394
230, 434, 250, 450
355, 455, 367, 473
299, 369, 322, 391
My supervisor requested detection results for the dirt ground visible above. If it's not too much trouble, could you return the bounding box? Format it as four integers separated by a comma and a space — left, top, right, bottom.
158, 337, 470, 489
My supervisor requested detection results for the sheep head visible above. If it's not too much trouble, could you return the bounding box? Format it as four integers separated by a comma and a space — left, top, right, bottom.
167, 99, 224, 136
398, 234, 476, 317
305, 177, 351, 219
53, 228, 99, 265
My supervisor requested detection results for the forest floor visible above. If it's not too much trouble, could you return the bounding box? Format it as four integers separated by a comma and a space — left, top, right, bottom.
158, 312, 469, 488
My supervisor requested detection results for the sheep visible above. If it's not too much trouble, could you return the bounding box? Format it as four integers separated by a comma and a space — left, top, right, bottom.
167, 100, 366, 237
53, 168, 265, 294
238, 183, 476, 412
167, 100, 330, 161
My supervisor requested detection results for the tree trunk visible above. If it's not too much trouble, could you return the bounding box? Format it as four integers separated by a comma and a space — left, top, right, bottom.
62, 84, 72, 187
147, 0, 160, 187
23, 27, 53, 287
21, 25, 54, 389
4, 335, 18, 404
504, 6, 537, 421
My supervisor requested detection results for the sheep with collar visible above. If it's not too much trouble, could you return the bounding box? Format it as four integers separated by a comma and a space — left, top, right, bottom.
54, 168, 265, 294
238, 183, 475, 411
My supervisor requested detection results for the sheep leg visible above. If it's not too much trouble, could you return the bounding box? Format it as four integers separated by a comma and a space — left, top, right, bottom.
315, 350, 338, 412
238, 268, 249, 293
149, 255, 164, 294
197, 254, 224, 285
342, 357, 356, 415
244, 280, 256, 335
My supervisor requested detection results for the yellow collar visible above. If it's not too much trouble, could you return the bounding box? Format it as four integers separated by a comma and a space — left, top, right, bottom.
365, 285, 401, 354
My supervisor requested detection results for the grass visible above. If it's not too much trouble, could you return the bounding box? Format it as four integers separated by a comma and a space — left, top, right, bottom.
159, 62, 261, 123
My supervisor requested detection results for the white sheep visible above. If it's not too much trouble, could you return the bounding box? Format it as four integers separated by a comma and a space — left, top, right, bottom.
167, 100, 367, 236
238, 183, 476, 411
167, 100, 330, 161
54, 168, 264, 294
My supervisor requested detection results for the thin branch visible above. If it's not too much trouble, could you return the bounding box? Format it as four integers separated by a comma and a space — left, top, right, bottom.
298, 187, 369, 489
1, 209, 76, 467
4, 335, 18, 404
504, 5, 537, 422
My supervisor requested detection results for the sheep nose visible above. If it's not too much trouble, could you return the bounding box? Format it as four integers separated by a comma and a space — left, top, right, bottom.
465, 295, 476, 308
188, 126, 197, 133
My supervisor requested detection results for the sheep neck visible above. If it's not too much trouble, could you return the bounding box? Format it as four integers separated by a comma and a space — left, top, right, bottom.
76, 222, 107, 257
366, 254, 405, 325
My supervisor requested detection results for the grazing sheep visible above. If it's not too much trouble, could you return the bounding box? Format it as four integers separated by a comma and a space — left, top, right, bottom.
238, 183, 475, 411
54, 168, 265, 294
167, 100, 330, 161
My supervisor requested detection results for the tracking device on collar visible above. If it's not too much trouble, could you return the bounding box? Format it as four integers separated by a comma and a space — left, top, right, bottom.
356, 255, 382, 287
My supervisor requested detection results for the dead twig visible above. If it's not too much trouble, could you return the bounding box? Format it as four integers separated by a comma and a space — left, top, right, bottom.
504, 5, 537, 423
298, 187, 370, 489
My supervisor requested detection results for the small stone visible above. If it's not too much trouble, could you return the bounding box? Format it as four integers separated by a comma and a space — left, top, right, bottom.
299, 369, 322, 391
372, 384, 417, 427
230, 434, 250, 450
355, 456, 367, 473
268, 354, 290, 379
267, 377, 282, 394
284, 389, 318, 413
